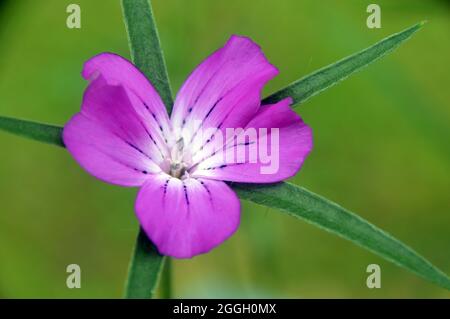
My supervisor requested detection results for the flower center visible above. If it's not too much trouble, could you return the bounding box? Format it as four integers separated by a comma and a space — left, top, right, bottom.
169, 161, 187, 179
166, 137, 190, 179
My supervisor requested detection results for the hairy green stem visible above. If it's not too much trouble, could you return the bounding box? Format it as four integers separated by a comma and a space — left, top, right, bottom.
124, 229, 165, 298
160, 257, 172, 298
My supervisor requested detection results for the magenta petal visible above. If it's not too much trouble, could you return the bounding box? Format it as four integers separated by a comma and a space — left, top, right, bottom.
135, 174, 240, 258
192, 98, 313, 183
82, 53, 172, 142
63, 76, 164, 186
170, 35, 278, 146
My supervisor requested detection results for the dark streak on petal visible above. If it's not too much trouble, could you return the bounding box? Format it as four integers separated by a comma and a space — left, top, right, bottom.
126, 141, 153, 161
199, 180, 212, 197
193, 67, 222, 105
135, 107, 167, 159
205, 162, 245, 171
143, 101, 166, 134
193, 138, 256, 168
163, 178, 170, 195
182, 182, 189, 205
181, 68, 221, 129
204, 96, 223, 119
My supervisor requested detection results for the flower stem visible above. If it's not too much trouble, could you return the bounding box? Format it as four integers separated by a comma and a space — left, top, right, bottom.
160, 258, 172, 298
124, 229, 165, 298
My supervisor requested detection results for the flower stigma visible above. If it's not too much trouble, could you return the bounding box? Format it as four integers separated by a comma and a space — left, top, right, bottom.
168, 137, 189, 179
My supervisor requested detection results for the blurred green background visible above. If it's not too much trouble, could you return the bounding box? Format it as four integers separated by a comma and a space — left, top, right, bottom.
0, 0, 449, 298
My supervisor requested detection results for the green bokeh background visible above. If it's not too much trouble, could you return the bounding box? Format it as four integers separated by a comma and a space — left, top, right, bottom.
0, 0, 449, 298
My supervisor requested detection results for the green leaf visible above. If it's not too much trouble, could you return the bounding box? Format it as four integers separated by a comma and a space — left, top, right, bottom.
121, 0, 173, 113
263, 22, 425, 107
0, 116, 63, 147
124, 229, 166, 298
120, 0, 171, 299
233, 182, 450, 291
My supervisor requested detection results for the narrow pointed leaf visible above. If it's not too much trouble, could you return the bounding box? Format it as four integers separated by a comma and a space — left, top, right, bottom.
233, 182, 450, 291
121, 0, 173, 112
263, 22, 425, 107
121, 0, 171, 299
0, 116, 63, 147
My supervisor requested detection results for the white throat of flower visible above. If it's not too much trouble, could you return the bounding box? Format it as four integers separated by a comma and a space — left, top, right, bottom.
168, 137, 189, 179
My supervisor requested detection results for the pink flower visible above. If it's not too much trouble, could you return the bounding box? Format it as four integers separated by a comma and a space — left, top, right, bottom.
63, 36, 313, 258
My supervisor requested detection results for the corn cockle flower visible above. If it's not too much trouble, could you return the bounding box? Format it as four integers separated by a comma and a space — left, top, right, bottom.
63, 36, 313, 258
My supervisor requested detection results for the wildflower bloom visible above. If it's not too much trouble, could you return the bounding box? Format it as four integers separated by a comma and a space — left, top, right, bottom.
63, 36, 313, 258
